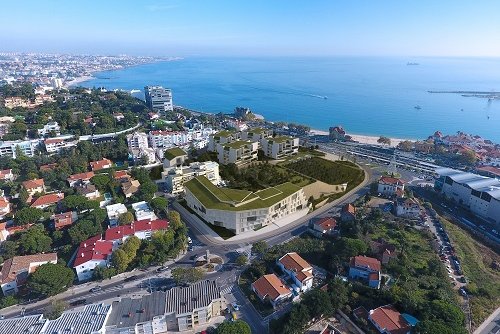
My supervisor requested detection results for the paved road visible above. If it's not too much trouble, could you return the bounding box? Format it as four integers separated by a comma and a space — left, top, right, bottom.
475, 307, 500, 334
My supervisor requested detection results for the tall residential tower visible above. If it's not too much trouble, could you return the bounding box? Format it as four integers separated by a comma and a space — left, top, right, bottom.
144, 85, 173, 112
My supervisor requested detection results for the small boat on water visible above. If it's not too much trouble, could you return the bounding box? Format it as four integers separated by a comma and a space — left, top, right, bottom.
323, 96, 328, 100
407, 62, 420, 66
414, 105, 422, 110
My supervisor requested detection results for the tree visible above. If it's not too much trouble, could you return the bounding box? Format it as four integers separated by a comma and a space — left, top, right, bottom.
377, 136, 391, 146
118, 212, 134, 225
167, 210, 182, 230
251, 241, 268, 256
18, 224, 52, 255
121, 236, 141, 259
68, 219, 102, 244
0, 240, 17, 260
111, 249, 130, 273
93, 266, 117, 281
171, 267, 204, 285
150, 197, 168, 213
235, 254, 248, 266
460, 150, 477, 165
90, 174, 111, 191
302, 289, 333, 318
215, 320, 251, 334
14, 207, 44, 226
45, 300, 68, 320
328, 278, 349, 311
28, 263, 74, 297
397, 140, 414, 152
61, 195, 99, 212
283, 303, 311, 334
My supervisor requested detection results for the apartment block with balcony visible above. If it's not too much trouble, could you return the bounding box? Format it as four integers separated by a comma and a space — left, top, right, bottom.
216, 140, 258, 166
261, 136, 299, 159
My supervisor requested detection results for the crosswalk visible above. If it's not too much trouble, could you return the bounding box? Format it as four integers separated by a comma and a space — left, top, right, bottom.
220, 285, 234, 296
68, 285, 123, 303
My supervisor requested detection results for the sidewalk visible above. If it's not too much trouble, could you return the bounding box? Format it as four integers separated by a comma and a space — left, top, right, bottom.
1, 253, 185, 318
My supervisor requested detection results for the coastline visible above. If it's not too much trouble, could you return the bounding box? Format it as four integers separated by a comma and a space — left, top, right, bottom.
65, 75, 95, 88
309, 129, 415, 147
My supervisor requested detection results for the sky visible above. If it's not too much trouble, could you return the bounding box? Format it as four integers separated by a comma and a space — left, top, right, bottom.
1, 0, 500, 57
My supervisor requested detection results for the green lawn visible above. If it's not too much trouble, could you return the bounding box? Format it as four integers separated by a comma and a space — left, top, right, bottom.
441, 218, 500, 327
283, 157, 364, 188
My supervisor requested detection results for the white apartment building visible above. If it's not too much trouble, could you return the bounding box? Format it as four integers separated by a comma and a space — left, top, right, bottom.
106, 203, 128, 227
148, 130, 191, 149
261, 136, 299, 159
37, 121, 60, 136
436, 168, 500, 228
184, 176, 308, 234
0, 139, 40, 158
216, 140, 258, 166
241, 128, 273, 143
127, 131, 149, 150
144, 86, 173, 112
163, 161, 220, 195
127, 132, 156, 163
207, 130, 242, 152
44, 138, 78, 153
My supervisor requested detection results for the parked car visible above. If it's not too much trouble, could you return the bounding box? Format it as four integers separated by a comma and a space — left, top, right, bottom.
90, 286, 102, 293
156, 266, 169, 273
232, 303, 240, 311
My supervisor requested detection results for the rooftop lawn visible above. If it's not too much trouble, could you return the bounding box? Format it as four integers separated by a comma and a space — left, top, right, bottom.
164, 147, 187, 160
223, 140, 254, 149
266, 136, 293, 144
185, 176, 302, 211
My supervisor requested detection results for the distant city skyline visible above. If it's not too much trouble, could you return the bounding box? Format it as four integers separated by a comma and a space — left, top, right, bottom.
1, 0, 500, 57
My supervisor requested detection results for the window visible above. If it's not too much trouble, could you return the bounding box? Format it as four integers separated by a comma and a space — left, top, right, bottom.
247, 216, 257, 222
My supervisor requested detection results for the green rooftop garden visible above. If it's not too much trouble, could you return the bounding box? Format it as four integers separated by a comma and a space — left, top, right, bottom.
164, 147, 187, 160
185, 176, 302, 211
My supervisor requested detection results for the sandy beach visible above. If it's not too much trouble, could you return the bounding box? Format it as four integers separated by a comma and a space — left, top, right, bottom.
309, 129, 414, 147
65, 75, 94, 88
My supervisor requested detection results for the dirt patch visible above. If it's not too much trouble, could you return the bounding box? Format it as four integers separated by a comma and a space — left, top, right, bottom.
303, 180, 344, 199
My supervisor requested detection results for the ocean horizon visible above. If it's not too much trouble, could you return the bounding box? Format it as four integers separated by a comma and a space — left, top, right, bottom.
81, 56, 500, 142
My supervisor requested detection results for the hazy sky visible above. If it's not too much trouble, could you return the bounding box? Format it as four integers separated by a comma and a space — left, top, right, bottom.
1, 0, 500, 57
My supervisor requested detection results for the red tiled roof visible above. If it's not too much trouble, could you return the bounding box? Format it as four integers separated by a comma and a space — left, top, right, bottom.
31, 193, 64, 208
279, 252, 312, 273
379, 176, 405, 186
477, 166, 500, 177
104, 219, 169, 241
252, 274, 291, 301
0, 197, 10, 209
351, 255, 381, 272
343, 203, 356, 214
53, 212, 74, 229
68, 171, 95, 181
149, 130, 185, 136
73, 235, 113, 267
0, 253, 57, 284
22, 178, 45, 190
114, 170, 129, 179
44, 138, 64, 145
40, 163, 58, 172
369, 305, 410, 334
90, 158, 112, 171
314, 217, 336, 231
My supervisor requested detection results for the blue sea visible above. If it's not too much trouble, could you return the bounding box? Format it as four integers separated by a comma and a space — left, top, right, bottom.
82, 57, 500, 142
